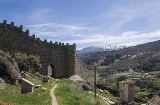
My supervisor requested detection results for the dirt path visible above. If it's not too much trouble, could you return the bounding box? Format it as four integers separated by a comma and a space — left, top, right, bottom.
50, 81, 58, 105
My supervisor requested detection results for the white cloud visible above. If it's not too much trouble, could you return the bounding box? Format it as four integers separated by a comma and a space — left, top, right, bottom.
65, 30, 160, 47
25, 23, 92, 39
24, 22, 160, 48
97, 0, 160, 32
26, 23, 90, 31
23, 0, 160, 48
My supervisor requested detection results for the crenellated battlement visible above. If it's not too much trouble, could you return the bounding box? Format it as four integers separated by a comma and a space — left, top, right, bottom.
0, 20, 78, 78
0, 20, 94, 84
0, 20, 76, 47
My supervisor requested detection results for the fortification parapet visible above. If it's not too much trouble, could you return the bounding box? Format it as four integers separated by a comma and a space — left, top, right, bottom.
0, 20, 79, 78
0, 20, 77, 48
32, 34, 35, 39
3, 20, 6, 24
20, 25, 23, 31
44, 39, 47, 43
26, 30, 29, 36
36, 38, 40, 42
11, 22, 14, 26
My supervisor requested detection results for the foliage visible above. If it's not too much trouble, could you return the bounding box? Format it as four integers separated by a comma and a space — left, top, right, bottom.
106, 75, 128, 91
110, 82, 118, 90
153, 78, 160, 89
107, 75, 127, 84
141, 53, 160, 72
85, 58, 98, 65
107, 76, 117, 85
136, 91, 152, 101
97, 67, 116, 77
100, 54, 121, 66
117, 75, 128, 82
55, 79, 108, 105
135, 81, 156, 100
12, 53, 41, 73
97, 90, 118, 102
141, 60, 155, 72
156, 73, 160, 78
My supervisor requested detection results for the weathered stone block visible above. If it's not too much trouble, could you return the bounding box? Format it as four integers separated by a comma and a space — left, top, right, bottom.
20, 78, 34, 94
43, 76, 50, 83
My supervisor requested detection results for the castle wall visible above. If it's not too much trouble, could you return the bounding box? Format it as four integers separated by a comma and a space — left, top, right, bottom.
75, 57, 94, 85
0, 20, 77, 78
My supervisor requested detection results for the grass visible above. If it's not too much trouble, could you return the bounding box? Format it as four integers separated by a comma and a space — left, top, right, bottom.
0, 77, 54, 105
98, 66, 108, 69
97, 90, 118, 103
136, 91, 150, 96
55, 79, 108, 105
0, 77, 109, 105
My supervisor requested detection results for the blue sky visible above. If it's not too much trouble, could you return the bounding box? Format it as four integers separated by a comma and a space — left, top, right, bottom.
0, 0, 160, 49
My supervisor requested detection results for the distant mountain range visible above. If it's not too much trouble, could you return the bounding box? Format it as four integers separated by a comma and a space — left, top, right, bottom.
77, 45, 129, 56
79, 40, 160, 73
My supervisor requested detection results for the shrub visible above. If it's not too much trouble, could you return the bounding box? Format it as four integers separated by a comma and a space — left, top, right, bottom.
12, 53, 41, 73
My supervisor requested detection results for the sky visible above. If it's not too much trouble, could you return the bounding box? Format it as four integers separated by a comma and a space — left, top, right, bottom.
0, 0, 160, 49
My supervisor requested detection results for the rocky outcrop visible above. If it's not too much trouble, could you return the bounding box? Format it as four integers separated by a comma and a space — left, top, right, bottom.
0, 77, 5, 89
0, 50, 21, 83
0, 77, 5, 84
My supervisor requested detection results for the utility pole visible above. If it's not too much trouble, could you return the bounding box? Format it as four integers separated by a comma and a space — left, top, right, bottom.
94, 65, 97, 100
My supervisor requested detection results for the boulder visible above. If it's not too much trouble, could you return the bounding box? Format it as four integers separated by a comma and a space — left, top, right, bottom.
0, 50, 21, 84
0, 77, 5, 89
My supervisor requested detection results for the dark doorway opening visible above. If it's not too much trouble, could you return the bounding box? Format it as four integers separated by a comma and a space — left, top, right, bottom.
47, 64, 55, 77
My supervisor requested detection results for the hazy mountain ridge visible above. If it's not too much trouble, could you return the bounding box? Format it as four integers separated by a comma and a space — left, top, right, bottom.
77, 45, 129, 56
79, 40, 160, 72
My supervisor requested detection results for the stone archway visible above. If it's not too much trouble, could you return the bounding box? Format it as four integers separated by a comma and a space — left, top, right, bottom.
47, 64, 55, 77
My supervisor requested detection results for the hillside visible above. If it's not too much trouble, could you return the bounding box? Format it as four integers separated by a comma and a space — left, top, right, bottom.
79, 40, 160, 72
77, 45, 128, 56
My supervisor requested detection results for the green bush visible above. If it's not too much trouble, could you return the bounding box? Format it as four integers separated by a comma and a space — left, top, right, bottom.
12, 53, 41, 73
110, 82, 118, 90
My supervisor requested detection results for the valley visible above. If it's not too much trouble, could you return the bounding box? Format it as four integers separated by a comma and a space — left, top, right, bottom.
78, 40, 160, 104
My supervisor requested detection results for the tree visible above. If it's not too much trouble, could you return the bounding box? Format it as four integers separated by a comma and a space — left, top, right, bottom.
117, 75, 128, 82
12, 53, 41, 73
110, 82, 118, 90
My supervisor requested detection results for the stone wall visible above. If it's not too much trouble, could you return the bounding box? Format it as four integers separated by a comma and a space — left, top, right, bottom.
75, 57, 94, 85
20, 78, 34, 93
0, 50, 21, 82
0, 20, 77, 78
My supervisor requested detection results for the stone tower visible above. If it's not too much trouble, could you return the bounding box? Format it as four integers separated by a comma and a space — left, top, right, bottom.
119, 79, 135, 104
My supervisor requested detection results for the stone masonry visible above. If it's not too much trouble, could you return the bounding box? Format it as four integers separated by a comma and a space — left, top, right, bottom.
0, 20, 94, 83
0, 20, 78, 78
119, 79, 135, 104
20, 78, 34, 93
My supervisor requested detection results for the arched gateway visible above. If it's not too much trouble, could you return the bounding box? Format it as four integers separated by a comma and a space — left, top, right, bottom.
47, 64, 55, 77
0, 20, 94, 80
